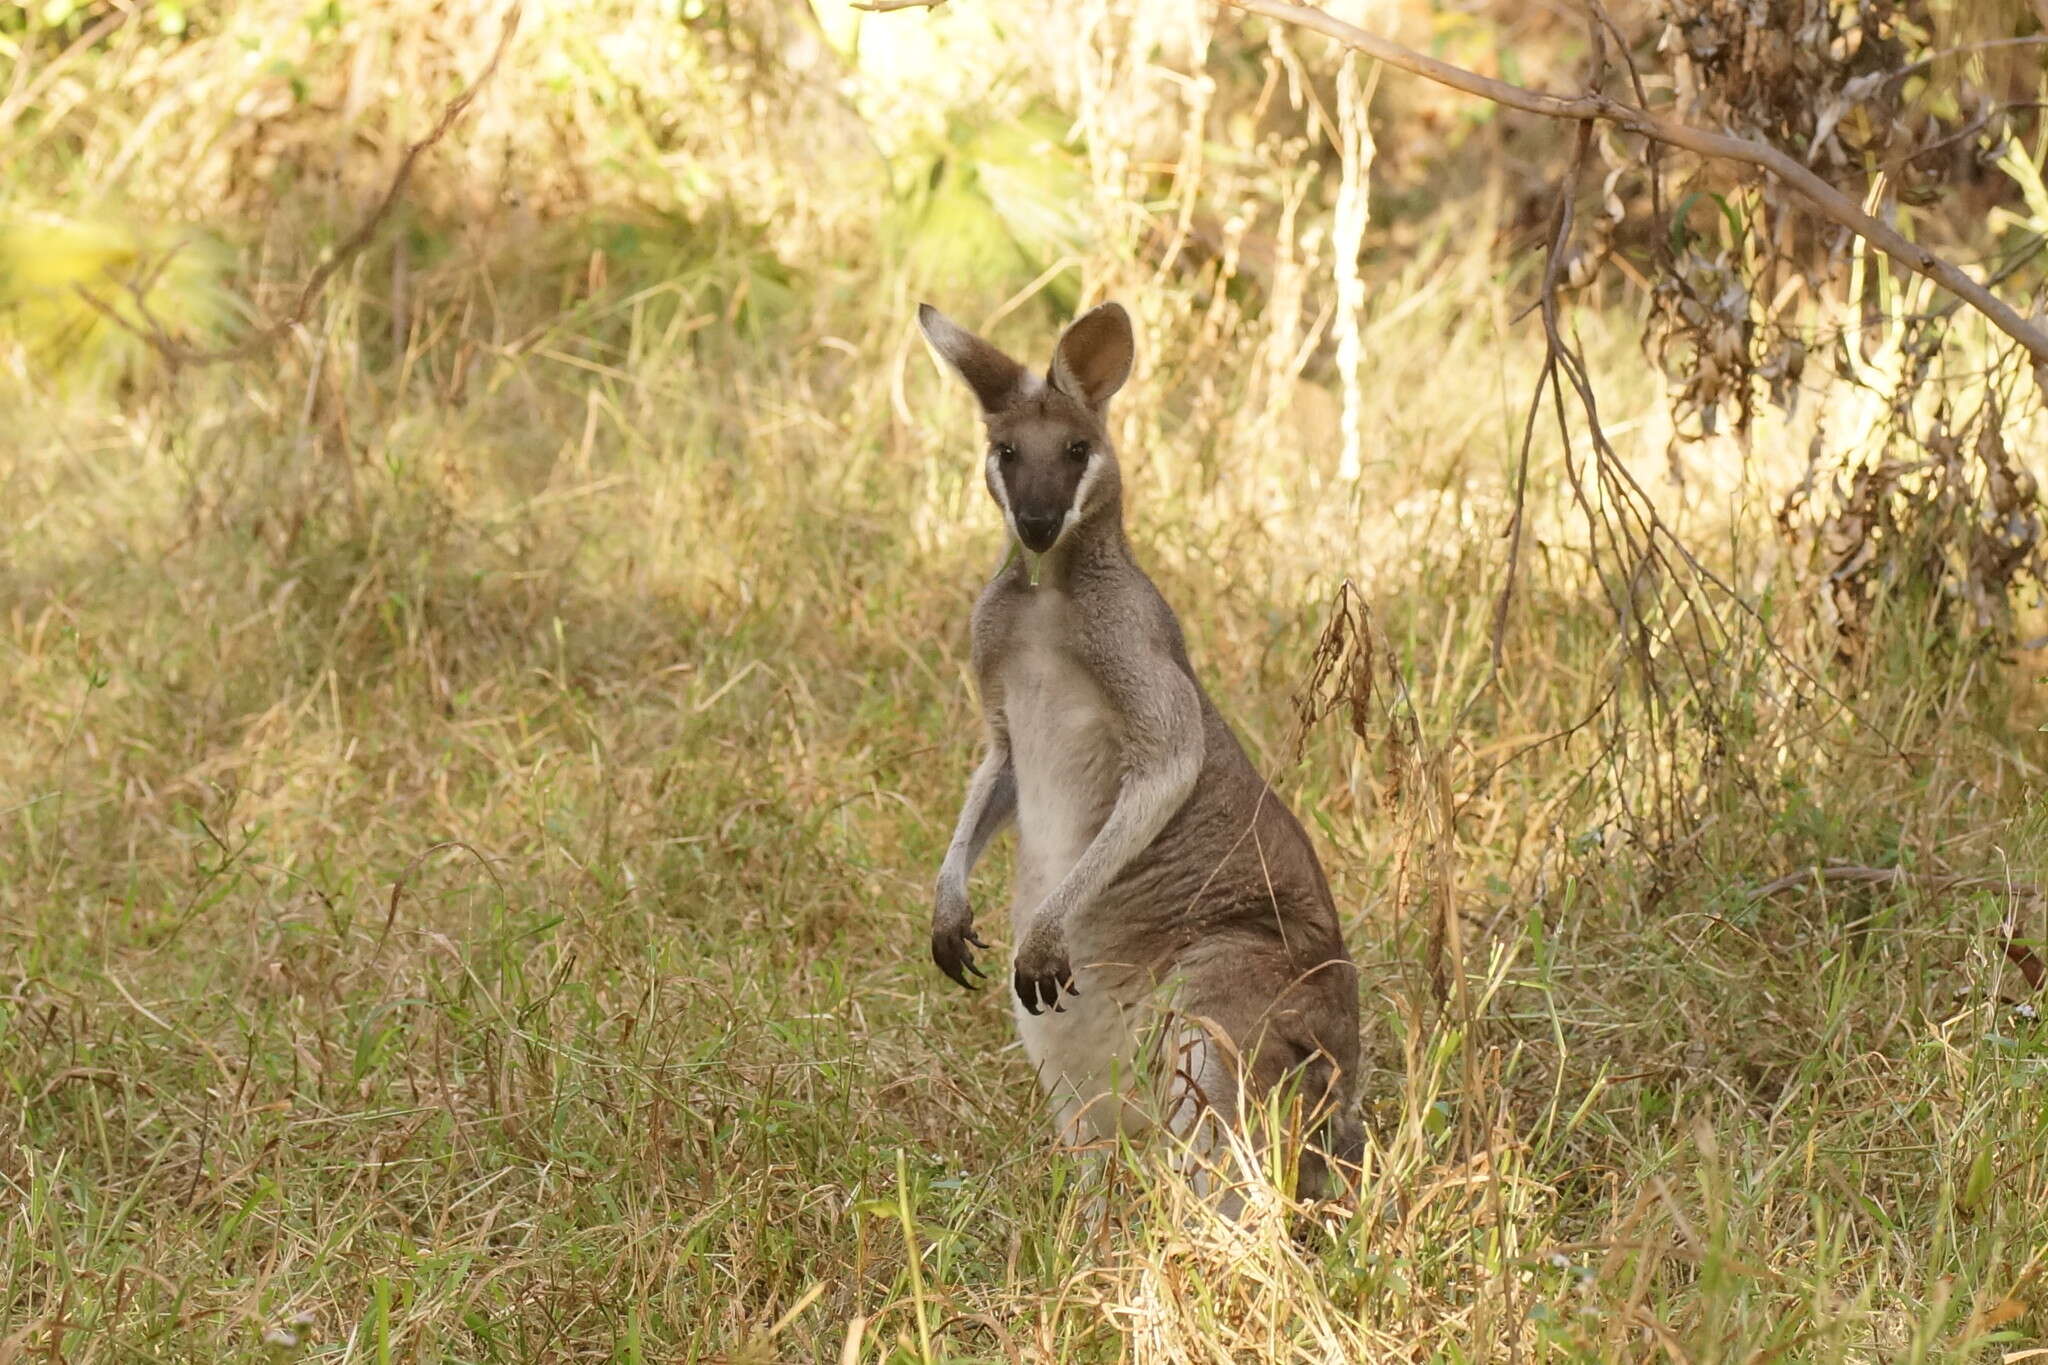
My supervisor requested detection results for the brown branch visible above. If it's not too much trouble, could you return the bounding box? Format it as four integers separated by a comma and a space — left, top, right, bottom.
1224, 0, 2048, 373
1583, 0, 1664, 226
851, 0, 949, 10
1751, 864, 2044, 988
1893, 34, 2048, 84
1488, 108, 1593, 674
1748, 863, 2037, 901
75, 3, 522, 369
377, 840, 511, 956
0, 3, 136, 134
1459, 3, 1899, 790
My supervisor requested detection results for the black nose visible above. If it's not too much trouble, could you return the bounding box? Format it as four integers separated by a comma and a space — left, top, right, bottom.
1016, 511, 1062, 553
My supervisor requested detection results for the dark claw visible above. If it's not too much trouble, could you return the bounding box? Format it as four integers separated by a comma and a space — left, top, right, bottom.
933, 926, 985, 991
1013, 960, 1075, 1015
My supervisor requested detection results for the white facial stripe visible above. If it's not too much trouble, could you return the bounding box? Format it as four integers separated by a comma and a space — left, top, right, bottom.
1057, 450, 1103, 540
987, 450, 1028, 549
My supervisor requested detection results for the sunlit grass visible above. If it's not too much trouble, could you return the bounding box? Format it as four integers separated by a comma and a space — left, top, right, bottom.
2, 0, 2045, 1360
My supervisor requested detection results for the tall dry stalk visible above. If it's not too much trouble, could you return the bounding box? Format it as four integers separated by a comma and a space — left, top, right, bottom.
1329, 6, 1378, 485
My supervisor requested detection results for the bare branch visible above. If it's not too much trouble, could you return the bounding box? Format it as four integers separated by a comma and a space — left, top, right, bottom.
1893, 34, 2048, 84
76, 3, 522, 369
1752, 864, 2045, 988
1488, 114, 1591, 673
0, 3, 136, 135
1225, 0, 2048, 375
1748, 864, 2037, 901
850, 0, 949, 10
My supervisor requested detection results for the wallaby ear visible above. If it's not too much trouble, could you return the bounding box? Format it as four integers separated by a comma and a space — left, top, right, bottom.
918, 304, 1028, 415
1048, 302, 1134, 413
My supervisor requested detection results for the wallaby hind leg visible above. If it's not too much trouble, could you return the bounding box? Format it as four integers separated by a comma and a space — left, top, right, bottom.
1159, 1039, 1359, 1214
1158, 1022, 1250, 1219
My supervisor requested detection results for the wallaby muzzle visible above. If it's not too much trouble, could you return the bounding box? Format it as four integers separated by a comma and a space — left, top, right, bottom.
1014, 509, 1064, 553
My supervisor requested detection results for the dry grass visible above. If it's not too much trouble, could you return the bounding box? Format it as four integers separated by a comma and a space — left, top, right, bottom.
1, 1, 2045, 1360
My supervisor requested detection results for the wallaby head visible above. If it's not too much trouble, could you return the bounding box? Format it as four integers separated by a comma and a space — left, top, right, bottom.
917, 302, 1135, 555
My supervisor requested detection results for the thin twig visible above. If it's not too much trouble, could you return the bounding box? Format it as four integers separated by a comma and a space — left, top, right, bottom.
1489, 118, 1592, 672
1902, 101, 2048, 165
1438, 0, 1898, 862
1891, 34, 2048, 84
1582, 0, 1662, 225
73, 3, 522, 369
1747, 863, 2037, 901
377, 840, 512, 956
1224, 0, 2048, 372
0, 2, 136, 133
1751, 863, 2046, 987
1454, 675, 1621, 820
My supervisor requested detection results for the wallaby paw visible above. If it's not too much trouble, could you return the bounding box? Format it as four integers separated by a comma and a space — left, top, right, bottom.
1012, 929, 1077, 1015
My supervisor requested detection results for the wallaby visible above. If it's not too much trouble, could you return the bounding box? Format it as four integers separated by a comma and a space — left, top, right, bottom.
919, 299, 1364, 1202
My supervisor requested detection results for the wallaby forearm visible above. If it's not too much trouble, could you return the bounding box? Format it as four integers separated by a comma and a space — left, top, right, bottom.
939, 747, 1014, 894
931, 745, 1014, 990
1032, 730, 1201, 933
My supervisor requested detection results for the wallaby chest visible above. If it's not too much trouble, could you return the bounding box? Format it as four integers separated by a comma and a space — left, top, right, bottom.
986, 588, 1122, 913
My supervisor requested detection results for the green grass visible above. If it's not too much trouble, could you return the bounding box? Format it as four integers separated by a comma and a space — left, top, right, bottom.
3, 1, 2046, 1359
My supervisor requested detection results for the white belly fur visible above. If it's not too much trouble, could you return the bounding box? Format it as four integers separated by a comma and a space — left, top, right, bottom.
998, 608, 1141, 1140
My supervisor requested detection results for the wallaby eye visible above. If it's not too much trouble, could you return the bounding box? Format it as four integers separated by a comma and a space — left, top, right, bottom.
1065, 440, 1090, 463
993, 443, 1018, 463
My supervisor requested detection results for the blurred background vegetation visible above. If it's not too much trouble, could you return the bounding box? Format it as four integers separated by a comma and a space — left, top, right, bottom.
2, 0, 2046, 1359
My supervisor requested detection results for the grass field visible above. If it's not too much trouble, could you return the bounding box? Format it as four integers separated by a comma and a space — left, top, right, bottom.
3, 1, 2047, 1360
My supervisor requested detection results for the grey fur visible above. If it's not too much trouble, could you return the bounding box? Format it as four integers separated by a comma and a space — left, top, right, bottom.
919, 302, 1363, 1200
